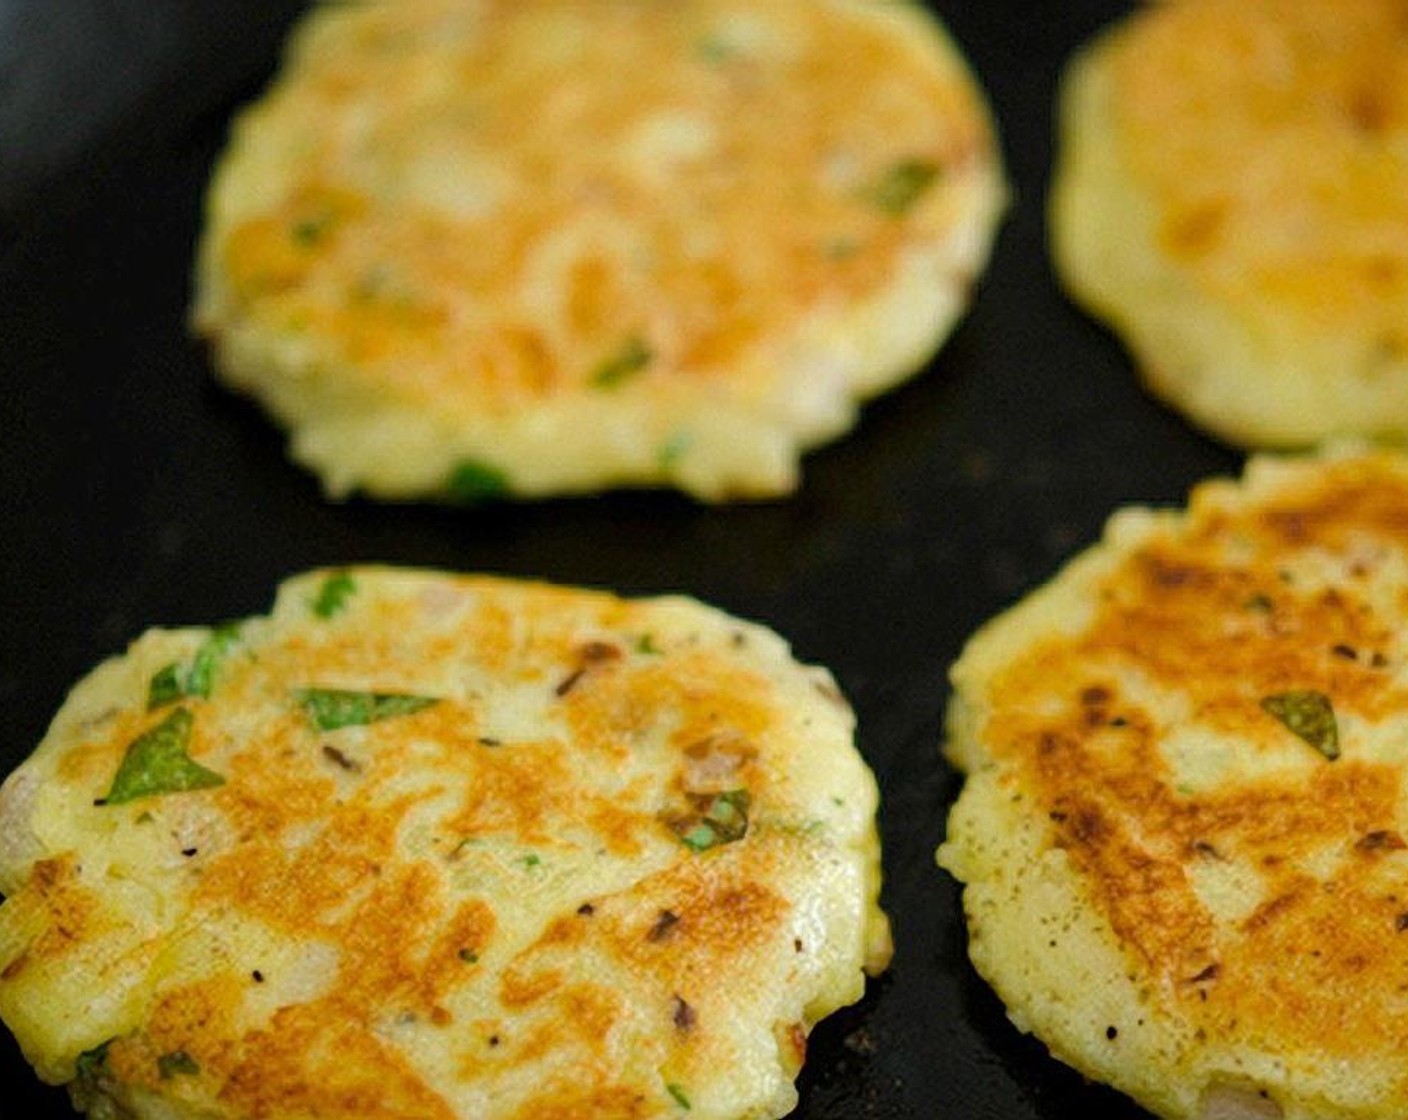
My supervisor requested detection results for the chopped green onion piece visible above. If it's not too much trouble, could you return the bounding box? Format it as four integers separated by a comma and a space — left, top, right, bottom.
447, 459, 510, 505
865, 158, 941, 217
704, 790, 748, 834
75, 1040, 112, 1083
658, 430, 693, 468
666, 1082, 692, 1110
102, 708, 225, 806
312, 571, 357, 619
291, 216, 330, 245
295, 688, 439, 731
146, 625, 242, 709
676, 789, 751, 852
823, 236, 860, 260
1261, 690, 1339, 759
185, 624, 241, 700
680, 823, 719, 852
695, 33, 735, 63
147, 662, 184, 710
157, 1051, 200, 1079
592, 335, 653, 389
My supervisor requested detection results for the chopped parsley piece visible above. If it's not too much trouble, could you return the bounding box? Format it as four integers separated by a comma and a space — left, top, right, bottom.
521, 853, 542, 870
295, 688, 439, 731
666, 1082, 692, 1110
312, 570, 357, 619
591, 335, 653, 389
446, 458, 510, 505
157, 1050, 200, 1079
865, 158, 941, 216
675, 789, 751, 852
1261, 690, 1339, 759
458, 949, 479, 963
101, 708, 226, 805
636, 633, 662, 655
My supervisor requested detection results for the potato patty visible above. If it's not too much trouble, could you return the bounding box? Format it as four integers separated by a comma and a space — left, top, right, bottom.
0, 568, 889, 1119
940, 448, 1408, 1120
193, 0, 1004, 501
1051, 0, 1408, 449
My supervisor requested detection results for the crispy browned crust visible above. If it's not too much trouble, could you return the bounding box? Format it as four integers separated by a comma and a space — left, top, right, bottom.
943, 449, 1408, 1117
194, 0, 1004, 499
0, 569, 889, 1119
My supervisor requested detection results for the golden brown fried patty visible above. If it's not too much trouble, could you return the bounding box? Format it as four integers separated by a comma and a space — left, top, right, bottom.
940, 448, 1408, 1120
193, 0, 1004, 502
0, 568, 889, 1120
1051, 0, 1408, 449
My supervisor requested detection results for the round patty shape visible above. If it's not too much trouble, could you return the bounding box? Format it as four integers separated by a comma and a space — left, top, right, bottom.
0, 568, 890, 1120
939, 448, 1408, 1120
192, 0, 1004, 502
1050, 0, 1408, 449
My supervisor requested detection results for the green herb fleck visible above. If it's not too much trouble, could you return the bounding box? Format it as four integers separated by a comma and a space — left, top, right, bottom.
636, 633, 662, 655
136, 811, 154, 824
695, 32, 736, 63
591, 335, 653, 389
1245, 593, 1274, 612
101, 708, 225, 806
147, 662, 184, 710
312, 571, 357, 619
679, 823, 714, 849
157, 1050, 201, 1080
447, 458, 510, 505
352, 264, 390, 301
185, 624, 241, 700
295, 688, 439, 731
146, 625, 242, 708
291, 215, 330, 245
1261, 690, 1340, 760
823, 237, 860, 260
521, 853, 542, 870
458, 949, 479, 963
865, 158, 941, 217
75, 1040, 112, 1083
675, 789, 751, 852
658, 429, 693, 468
666, 1081, 692, 1110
